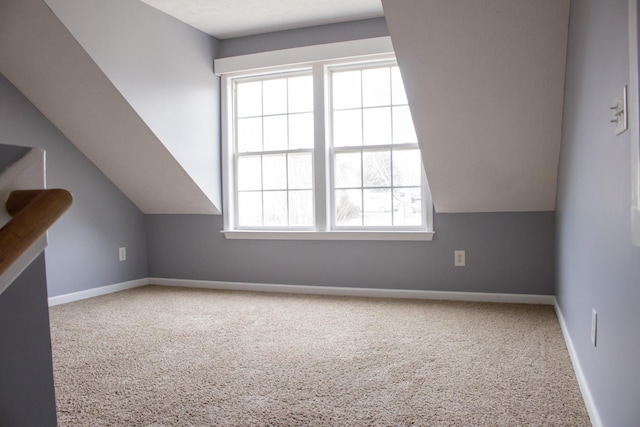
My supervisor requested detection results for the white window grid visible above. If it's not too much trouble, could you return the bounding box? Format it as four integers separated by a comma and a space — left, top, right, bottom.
223, 54, 432, 235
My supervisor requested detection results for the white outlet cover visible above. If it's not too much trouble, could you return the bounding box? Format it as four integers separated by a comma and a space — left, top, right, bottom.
454, 250, 465, 267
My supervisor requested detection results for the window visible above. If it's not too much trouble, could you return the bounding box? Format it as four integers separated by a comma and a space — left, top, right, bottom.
234, 72, 315, 227
217, 38, 433, 240
330, 64, 423, 228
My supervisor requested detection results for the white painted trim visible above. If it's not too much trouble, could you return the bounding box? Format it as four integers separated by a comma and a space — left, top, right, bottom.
0, 148, 46, 227
0, 148, 47, 296
149, 277, 554, 305
221, 230, 435, 241
214, 37, 394, 76
554, 301, 603, 427
633, 207, 640, 246
629, 0, 640, 246
47, 278, 149, 306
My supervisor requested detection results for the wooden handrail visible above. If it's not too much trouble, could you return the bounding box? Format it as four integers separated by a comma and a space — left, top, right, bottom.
0, 189, 72, 277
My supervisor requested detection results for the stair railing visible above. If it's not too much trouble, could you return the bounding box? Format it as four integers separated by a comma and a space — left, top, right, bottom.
0, 189, 72, 296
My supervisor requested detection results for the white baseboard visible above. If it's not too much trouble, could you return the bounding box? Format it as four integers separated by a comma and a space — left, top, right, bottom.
48, 278, 149, 306
554, 301, 602, 427
48, 277, 555, 307
148, 277, 556, 305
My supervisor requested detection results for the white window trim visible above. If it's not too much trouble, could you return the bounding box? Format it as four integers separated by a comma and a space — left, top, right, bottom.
629, 0, 640, 246
216, 38, 434, 241
214, 37, 395, 76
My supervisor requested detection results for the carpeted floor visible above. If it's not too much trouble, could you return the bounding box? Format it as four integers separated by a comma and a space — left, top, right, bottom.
49, 285, 591, 426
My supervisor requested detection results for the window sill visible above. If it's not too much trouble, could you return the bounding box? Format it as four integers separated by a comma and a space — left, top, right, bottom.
221, 230, 434, 241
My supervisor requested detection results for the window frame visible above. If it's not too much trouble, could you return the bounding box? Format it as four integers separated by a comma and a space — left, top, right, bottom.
327, 61, 427, 230
232, 70, 317, 230
217, 38, 434, 241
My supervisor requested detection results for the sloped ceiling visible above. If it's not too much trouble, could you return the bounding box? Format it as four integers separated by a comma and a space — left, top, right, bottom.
383, 0, 570, 213
1, 0, 570, 215
0, 0, 220, 214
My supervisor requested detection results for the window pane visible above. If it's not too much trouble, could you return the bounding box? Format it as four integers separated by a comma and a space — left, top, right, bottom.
262, 154, 287, 190
289, 190, 314, 226
362, 67, 390, 107
288, 152, 313, 189
237, 117, 262, 153
363, 107, 391, 145
391, 67, 408, 105
263, 115, 288, 151
237, 155, 262, 191
333, 109, 362, 147
288, 75, 313, 113
363, 189, 393, 226
363, 150, 391, 188
289, 113, 314, 149
263, 191, 288, 226
332, 70, 361, 110
334, 151, 361, 188
335, 189, 362, 226
394, 187, 422, 226
238, 191, 262, 226
263, 78, 287, 116
237, 81, 262, 118
392, 106, 418, 144
393, 149, 422, 186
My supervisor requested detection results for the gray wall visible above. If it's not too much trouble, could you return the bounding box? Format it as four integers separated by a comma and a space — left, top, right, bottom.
147, 212, 555, 295
217, 17, 389, 57
0, 74, 148, 297
143, 19, 556, 296
0, 254, 57, 426
556, 0, 640, 425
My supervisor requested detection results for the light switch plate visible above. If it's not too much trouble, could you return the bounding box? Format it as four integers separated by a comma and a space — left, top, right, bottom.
613, 86, 628, 136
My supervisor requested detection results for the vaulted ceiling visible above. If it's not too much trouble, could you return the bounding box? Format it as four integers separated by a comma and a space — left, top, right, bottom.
0, 0, 570, 214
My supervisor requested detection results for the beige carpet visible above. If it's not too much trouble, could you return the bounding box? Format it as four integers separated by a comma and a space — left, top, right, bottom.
49, 285, 590, 426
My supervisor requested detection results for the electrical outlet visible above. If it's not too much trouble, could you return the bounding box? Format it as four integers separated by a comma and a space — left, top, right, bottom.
454, 250, 465, 267
591, 309, 598, 347
119, 247, 126, 261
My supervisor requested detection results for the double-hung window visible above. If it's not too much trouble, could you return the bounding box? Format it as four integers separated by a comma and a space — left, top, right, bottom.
235, 72, 315, 227
217, 38, 433, 240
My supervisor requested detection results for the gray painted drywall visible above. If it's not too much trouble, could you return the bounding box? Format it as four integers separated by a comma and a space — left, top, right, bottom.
147, 212, 555, 295
0, 74, 148, 297
217, 17, 389, 57
146, 18, 558, 296
556, 0, 640, 425
44, 0, 222, 212
0, 144, 29, 172
0, 254, 57, 426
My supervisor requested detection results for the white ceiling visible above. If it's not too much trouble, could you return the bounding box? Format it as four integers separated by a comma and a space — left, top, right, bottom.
138, 0, 384, 39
